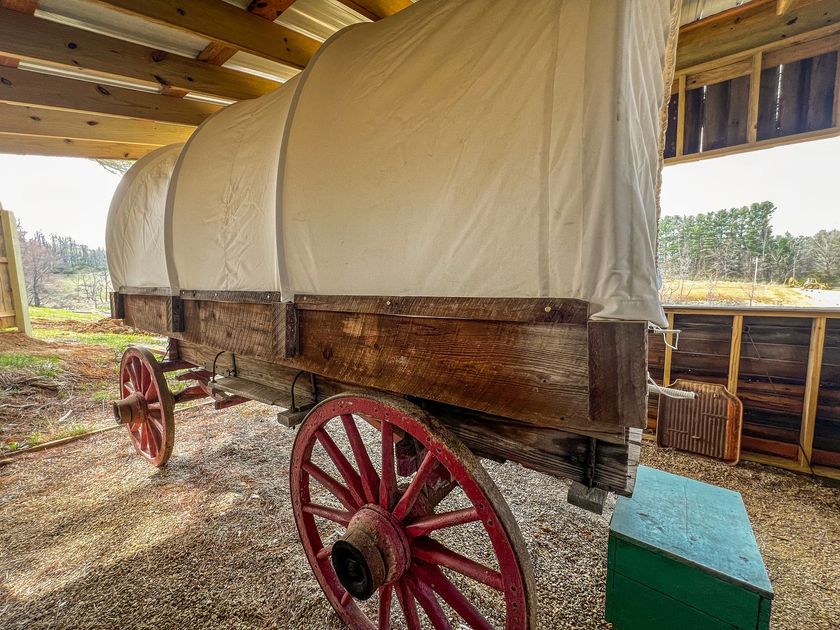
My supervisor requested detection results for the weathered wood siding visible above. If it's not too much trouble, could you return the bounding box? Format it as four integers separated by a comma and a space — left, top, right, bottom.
649, 307, 840, 479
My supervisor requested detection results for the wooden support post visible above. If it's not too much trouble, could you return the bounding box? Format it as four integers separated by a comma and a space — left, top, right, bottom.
166, 295, 184, 333
727, 315, 743, 395
662, 311, 676, 386
676, 74, 687, 157
834, 49, 840, 127
747, 51, 763, 143
799, 317, 827, 467
110, 291, 125, 320
0, 209, 31, 335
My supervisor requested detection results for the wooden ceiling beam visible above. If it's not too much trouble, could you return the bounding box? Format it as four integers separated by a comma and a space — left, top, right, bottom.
0, 102, 194, 146
677, 0, 840, 70
0, 133, 159, 159
197, 0, 297, 68
0, 0, 35, 67
348, 0, 412, 19
0, 65, 219, 126
333, 0, 382, 21
89, 0, 320, 68
0, 8, 280, 101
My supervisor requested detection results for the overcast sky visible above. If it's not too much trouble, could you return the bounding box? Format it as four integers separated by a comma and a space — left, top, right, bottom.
1, 135, 838, 248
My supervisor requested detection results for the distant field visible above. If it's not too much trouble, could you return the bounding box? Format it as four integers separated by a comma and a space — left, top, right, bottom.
660, 280, 840, 308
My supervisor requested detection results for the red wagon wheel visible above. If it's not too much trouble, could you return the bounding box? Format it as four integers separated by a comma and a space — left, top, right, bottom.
113, 346, 175, 467
290, 393, 536, 629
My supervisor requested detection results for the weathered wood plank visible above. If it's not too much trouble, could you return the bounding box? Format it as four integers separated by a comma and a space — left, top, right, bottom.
588, 321, 648, 431
295, 294, 590, 324
289, 308, 591, 431
122, 294, 170, 333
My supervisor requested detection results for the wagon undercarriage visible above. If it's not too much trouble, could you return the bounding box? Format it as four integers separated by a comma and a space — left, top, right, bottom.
108, 290, 646, 629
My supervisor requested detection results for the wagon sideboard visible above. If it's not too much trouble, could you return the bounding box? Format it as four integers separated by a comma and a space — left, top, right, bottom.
112, 290, 647, 495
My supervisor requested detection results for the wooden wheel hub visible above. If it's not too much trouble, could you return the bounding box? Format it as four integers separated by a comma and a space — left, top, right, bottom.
333, 504, 410, 600
112, 392, 147, 425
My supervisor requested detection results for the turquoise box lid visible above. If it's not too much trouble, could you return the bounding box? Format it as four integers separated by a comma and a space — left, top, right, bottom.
611, 465, 773, 598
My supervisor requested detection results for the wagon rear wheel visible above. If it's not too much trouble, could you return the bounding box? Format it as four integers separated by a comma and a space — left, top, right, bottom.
114, 346, 175, 467
290, 393, 536, 629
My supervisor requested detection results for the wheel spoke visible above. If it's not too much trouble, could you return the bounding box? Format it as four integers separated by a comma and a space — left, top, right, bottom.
405, 507, 480, 538
147, 422, 160, 457
138, 423, 150, 454
302, 503, 352, 527
395, 579, 421, 630
316, 545, 332, 561
316, 428, 366, 507
124, 381, 136, 394
147, 412, 164, 434
145, 381, 156, 401
380, 421, 396, 510
147, 402, 161, 411
341, 414, 380, 504
340, 590, 352, 607
407, 573, 451, 630
378, 584, 393, 630
392, 450, 437, 522
135, 358, 146, 392
413, 538, 504, 592
413, 562, 493, 630
303, 462, 360, 512
128, 361, 140, 391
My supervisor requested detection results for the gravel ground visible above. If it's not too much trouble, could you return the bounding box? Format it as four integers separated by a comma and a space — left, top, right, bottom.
0, 403, 837, 629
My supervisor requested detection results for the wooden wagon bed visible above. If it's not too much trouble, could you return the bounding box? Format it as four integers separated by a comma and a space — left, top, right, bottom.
112, 289, 647, 497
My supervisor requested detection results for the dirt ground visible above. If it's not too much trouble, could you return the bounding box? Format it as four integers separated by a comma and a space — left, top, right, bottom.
0, 403, 838, 630
0, 319, 162, 448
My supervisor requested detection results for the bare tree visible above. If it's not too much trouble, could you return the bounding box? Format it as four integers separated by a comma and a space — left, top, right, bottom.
21, 231, 56, 307
75, 269, 111, 310
808, 230, 840, 284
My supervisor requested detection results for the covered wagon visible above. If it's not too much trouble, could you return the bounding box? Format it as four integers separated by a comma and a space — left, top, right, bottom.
106, 0, 680, 627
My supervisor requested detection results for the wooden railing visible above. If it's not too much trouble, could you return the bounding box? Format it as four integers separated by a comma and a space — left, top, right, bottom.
649, 305, 840, 480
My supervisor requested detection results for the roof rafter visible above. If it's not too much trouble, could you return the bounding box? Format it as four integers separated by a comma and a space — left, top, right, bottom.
198, 0, 298, 67
349, 0, 412, 19
0, 65, 220, 126
0, 8, 281, 102
0, 133, 159, 159
89, 0, 321, 68
0, 102, 194, 146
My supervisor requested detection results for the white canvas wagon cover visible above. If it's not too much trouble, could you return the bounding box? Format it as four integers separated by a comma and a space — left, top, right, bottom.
107, 0, 678, 326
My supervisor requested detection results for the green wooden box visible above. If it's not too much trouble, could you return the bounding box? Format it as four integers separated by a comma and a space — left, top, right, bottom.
606, 466, 773, 630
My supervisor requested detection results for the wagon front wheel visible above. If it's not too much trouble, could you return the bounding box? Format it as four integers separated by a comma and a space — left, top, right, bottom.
290, 393, 536, 629
113, 346, 175, 467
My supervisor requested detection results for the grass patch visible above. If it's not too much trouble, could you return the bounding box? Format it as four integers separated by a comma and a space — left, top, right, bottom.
0, 352, 62, 377
2, 424, 94, 452
29, 306, 101, 322
53, 423, 93, 440
89, 388, 115, 402
30, 329, 165, 353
